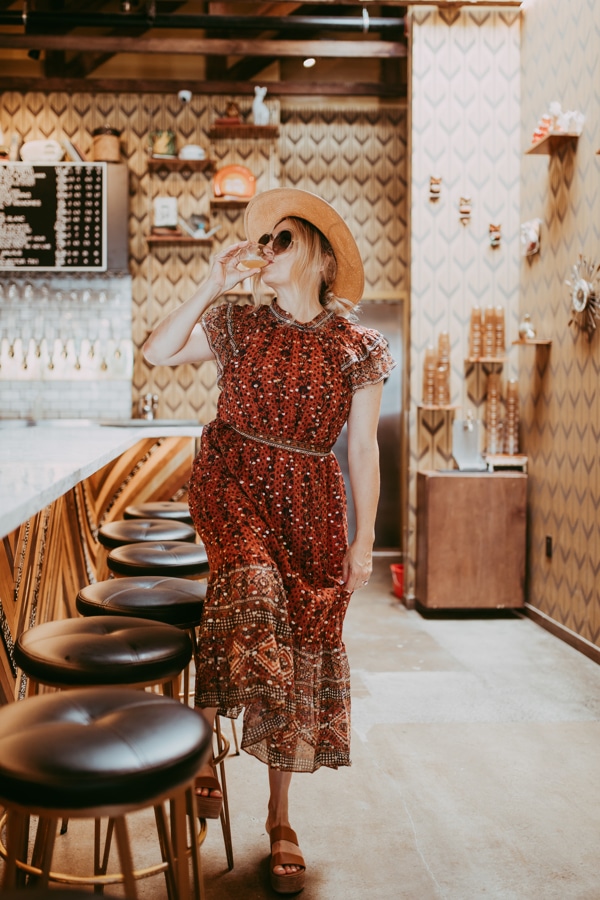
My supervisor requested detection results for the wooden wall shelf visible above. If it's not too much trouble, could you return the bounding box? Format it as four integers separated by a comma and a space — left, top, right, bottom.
210, 197, 250, 210
209, 124, 279, 140
465, 356, 506, 364
148, 157, 213, 172
418, 404, 458, 412
147, 234, 213, 246
525, 132, 580, 155
512, 339, 552, 346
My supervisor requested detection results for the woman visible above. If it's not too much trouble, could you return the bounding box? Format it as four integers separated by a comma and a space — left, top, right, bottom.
143, 188, 395, 894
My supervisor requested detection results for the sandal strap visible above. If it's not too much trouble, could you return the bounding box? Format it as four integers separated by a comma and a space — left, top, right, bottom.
269, 825, 298, 846
194, 774, 221, 792
269, 826, 305, 870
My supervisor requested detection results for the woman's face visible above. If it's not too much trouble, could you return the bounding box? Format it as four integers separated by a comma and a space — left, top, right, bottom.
259, 218, 297, 290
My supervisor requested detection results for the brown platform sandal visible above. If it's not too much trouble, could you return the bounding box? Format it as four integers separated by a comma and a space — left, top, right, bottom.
269, 825, 306, 894
195, 768, 223, 820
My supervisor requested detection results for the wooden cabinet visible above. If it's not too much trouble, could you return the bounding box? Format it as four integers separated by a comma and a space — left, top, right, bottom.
416, 470, 527, 610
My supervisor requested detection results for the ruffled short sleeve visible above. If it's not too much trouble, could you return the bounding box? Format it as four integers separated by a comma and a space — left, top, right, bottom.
201, 303, 238, 381
341, 326, 396, 393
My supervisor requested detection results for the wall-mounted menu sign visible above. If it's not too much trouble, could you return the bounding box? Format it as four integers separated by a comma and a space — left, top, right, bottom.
0, 162, 107, 271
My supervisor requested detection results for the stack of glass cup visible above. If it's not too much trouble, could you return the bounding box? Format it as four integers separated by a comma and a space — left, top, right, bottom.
504, 379, 520, 455
422, 332, 451, 406
469, 305, 505, 359
485, 372, 503, 454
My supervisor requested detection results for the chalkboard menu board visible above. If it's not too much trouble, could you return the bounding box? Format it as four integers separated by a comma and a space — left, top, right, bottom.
0, 162, 107, 271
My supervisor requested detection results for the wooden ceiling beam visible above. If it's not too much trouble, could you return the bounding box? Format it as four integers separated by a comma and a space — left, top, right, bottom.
0, 76, 407, 98
0, 34, 407, 58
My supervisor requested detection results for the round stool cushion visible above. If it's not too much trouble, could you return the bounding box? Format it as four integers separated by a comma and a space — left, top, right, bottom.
77, 576, 206, 628
124, 501, 193, 525
14, 616, 193, 687
98, 518, 196, 550
107, 541, 210, 578
0, 687, 212, 810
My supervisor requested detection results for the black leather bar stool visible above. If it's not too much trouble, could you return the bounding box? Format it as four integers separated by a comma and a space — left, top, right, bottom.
124, 500, 194, 525
76, 576, 235, 871
0, 687, 211, 898
98, 517, 197, 550
107, 540, 210, 579
77, 575, 206, 627
14, 615, 193, 698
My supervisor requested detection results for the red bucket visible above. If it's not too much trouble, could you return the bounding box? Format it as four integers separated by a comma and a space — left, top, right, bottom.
390, 563, 404, 599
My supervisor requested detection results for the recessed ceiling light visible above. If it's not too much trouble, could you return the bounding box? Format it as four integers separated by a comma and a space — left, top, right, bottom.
303, 58, 316, 69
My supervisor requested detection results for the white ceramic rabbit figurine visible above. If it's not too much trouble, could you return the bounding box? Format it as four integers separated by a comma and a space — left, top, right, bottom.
252, 86, 270, 126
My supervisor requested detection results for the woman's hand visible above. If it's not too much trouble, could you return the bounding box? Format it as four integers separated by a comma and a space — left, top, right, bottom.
209, 241, 264, 294
341, 540, 373, 593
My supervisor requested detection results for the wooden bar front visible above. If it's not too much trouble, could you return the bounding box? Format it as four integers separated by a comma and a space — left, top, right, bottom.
415, 470, 527, 610
0, 435, 197, 704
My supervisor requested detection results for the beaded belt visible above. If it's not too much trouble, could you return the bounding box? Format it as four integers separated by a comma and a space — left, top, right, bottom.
228, 425, 332, 458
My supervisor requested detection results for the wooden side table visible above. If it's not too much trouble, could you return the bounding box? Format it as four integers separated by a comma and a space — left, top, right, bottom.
416, 470, 527, 609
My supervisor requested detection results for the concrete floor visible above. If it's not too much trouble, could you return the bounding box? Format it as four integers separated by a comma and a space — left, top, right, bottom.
3, 555, 600, 899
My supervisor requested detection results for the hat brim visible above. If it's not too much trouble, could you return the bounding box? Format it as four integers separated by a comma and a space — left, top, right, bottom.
244, 188, 364, 306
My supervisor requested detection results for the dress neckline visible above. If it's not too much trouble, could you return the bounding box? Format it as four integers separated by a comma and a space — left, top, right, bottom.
269, 300, 333, 330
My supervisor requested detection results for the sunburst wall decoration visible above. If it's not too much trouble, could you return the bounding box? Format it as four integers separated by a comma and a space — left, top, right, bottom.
566, 255, 600, 341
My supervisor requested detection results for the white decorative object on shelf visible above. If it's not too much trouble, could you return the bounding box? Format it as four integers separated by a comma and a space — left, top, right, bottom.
521, 218, 541, 257
251, 86, 270, 126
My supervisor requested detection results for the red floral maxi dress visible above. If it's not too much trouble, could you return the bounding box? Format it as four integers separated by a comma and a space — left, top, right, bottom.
188, 300, 395, 773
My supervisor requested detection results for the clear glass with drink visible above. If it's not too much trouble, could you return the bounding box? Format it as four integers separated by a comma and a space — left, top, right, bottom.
238, 242, 269, 269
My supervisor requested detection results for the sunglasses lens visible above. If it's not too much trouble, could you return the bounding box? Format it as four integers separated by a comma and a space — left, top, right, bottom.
273, 230, 292, 253
258, 233, 270, 246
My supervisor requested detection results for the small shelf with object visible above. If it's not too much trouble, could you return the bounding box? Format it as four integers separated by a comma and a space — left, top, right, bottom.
525, 132, 580, 155
465, 356, 506, 364
418, 404, 458, 412
147, 157, 214, 173
210, 197, 250, 210
512, 338, 552, 346
209, 124, 279, 140
146, 233, 214, 246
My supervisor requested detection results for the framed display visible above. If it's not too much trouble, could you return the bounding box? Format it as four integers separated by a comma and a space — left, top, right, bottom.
0, 162, 107, 271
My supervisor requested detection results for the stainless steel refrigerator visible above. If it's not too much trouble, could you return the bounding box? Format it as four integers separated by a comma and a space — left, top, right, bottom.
333, 300, 404, 551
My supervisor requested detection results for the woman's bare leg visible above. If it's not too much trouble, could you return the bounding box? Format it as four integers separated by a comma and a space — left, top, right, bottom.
266, 768, 304, 876
195, 706, 222, 799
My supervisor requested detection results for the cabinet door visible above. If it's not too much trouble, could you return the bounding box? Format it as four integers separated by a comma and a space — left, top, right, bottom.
416, 471, 526, 609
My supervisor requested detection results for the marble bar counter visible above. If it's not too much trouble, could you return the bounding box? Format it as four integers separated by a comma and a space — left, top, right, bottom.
0, 418, 203, 704
0, 419, 203, 539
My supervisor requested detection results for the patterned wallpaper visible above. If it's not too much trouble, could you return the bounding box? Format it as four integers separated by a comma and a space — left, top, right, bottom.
408, 7, 521, 599
520, 0, 600, 650
0, 92, 408, 426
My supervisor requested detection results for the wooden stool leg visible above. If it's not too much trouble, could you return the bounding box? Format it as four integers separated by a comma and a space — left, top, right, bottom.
215, 715, 234, 870
2, 809, 29, 889
186, 785, 206, 900
28, 815, 57, 888
155, 802, 178, 900
113, 816, 139, 900
171, 787, 192, 900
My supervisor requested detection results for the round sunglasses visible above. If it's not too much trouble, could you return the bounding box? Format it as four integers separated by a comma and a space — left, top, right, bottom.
258, 229, 294, 255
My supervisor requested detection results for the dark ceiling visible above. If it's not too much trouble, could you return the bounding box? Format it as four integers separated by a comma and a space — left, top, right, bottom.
0, 1, 409, 97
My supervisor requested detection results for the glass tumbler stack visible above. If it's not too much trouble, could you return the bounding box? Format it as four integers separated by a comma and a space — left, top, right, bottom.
504, 379, 520, 455
486, 372, 503, 454
422, 333, 451, 406
469, 306, 482, 359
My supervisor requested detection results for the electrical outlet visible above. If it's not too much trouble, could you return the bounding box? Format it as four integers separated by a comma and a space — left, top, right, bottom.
545, 535, 553, 559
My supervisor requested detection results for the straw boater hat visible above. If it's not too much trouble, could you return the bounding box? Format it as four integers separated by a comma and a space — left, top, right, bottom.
244, 187, 365, 306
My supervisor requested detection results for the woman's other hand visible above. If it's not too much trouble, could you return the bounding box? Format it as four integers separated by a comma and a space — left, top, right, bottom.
341, 541, 373, 592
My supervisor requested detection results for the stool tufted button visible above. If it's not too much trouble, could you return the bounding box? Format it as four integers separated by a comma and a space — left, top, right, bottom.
15, 616, 193, 687
0, 687, 212, 809
124, 501, 193, 525
107, 541, 210, 578
98, 518, 197, 550
77, 576, 206, 627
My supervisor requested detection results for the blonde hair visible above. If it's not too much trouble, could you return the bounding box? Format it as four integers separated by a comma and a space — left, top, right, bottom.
250, 217, 356, 317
